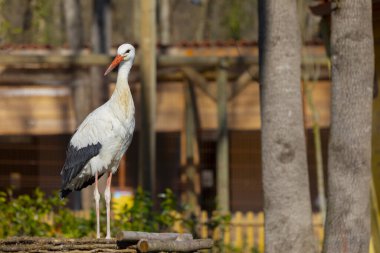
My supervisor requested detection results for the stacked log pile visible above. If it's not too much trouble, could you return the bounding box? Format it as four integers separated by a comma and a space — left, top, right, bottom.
0, 232, 213, 253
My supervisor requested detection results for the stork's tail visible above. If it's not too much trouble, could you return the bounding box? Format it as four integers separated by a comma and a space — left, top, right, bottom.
60, 188, 72, 199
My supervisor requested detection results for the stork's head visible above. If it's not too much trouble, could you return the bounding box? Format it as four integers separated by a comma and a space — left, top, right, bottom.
104, 43, 136, 76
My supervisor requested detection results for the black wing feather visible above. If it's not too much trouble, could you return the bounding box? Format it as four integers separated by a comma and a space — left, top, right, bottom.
60, 142, 102, 198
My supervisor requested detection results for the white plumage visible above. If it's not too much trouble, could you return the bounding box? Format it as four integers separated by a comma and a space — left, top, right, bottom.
60, 43, 136, 239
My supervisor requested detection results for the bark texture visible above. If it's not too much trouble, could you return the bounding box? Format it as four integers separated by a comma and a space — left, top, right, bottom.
258, 1, 316, 252
116, 231, 193, 242
63, 0, 83, 53
137, 239, 213, 252
323, 1, 374, 253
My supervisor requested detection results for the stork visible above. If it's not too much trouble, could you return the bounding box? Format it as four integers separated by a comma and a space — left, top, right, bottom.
60, 43, 136, 239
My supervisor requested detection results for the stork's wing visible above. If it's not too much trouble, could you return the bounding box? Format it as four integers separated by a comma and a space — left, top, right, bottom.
60, 142, 102, 198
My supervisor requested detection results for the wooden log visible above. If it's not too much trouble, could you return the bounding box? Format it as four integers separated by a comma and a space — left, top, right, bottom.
137, 239, 213, 252
116, 231, 193, 242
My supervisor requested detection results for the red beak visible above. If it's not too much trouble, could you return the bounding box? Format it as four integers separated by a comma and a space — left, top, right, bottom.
104, 55, 123, 76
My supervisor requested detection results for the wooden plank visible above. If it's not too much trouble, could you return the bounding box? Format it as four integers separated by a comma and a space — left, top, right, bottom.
0, 86, 76, 135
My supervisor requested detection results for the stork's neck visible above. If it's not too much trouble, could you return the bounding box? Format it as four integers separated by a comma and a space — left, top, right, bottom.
116, 60, 132, 87
111, 60, 132, 97
110, 60, 134, 112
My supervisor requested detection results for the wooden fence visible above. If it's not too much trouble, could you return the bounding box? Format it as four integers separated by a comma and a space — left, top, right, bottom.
173, 211, 324, 252
73, 210, 324, 252
207, 212, 322, 252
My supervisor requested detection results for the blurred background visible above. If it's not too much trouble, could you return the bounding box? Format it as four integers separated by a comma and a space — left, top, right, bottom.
0, 0, 379, 249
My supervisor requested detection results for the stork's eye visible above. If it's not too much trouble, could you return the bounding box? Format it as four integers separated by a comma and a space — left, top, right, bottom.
126, 49, 131, 53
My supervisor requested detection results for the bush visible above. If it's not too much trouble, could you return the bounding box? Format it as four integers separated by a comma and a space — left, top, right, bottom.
0, 187, 231, 243
113, 188, 180, 233
0, 189, 95, 238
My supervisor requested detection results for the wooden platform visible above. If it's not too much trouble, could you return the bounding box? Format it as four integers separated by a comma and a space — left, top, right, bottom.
0, 237, 134, 253
0, 234, 213, 253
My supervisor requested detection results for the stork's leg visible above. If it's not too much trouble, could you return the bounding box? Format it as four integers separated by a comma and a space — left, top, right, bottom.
94, 172, 101, 239
105, 171, 113, 239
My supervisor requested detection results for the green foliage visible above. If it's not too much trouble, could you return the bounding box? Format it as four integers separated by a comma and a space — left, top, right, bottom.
0, 189, 96, 238
223, 0, 246, 40
0, 189, 56, 237
114, 188, 180, 233
0, 0, 21, 43
115, 187, 157, 232
205, 211, 232, 250
31, 0, 57, 44
0, 187, 235, 253
54, 207, 95, 238
157, 189, 180, 231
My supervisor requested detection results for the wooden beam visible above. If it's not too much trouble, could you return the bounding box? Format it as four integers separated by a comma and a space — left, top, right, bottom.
139, 0, 157, 195
181, 67, 216, 102
216, 59, 230, 213
0, 54, 111, 66
0, 54, 330, 69
228, 64, 258, 101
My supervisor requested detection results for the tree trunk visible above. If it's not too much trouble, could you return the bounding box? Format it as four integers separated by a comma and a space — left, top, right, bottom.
159, 0, 170, 45
258, 1, 317, 253
195, 0, 209, 41
323, 1, 374, 253
63, 0, 83, 53
91, 0, 111, 106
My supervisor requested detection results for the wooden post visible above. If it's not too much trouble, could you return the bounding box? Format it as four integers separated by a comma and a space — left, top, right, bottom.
139, 0, 157, 196
216, 59, 230, 213
63, 0, 83, 53
118, 155, 126, 189
182, 80, 201, 215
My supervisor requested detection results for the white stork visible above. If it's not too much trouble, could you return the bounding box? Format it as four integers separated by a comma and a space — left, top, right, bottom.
60, 43, 136, 239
